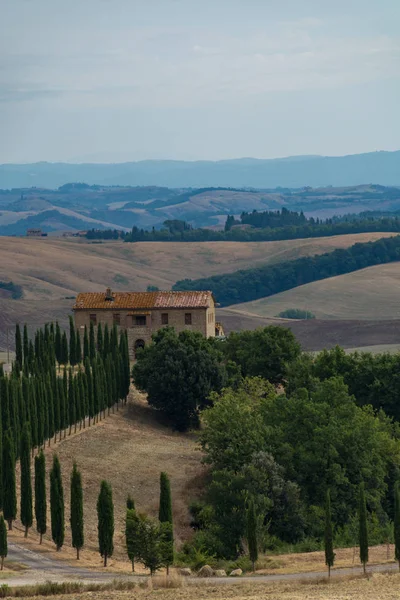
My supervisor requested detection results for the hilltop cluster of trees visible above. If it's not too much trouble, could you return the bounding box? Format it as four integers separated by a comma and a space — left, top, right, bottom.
86, 213, 400, 244
173, 233, 400, 305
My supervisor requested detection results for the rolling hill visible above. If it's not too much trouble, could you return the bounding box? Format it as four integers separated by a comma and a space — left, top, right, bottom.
0, 232, 393, 350
1, 182, 400, 234
229, 262, 400, 320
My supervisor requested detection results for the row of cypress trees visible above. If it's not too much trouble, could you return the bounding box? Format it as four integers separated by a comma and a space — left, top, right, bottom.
324, 482, 400, 577
0, 321, 130, 532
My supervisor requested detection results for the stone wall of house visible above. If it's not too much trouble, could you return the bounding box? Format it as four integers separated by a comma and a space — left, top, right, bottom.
74, 303, 216, 361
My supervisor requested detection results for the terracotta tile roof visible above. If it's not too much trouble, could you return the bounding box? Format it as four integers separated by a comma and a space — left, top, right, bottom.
73, 290, 213, 310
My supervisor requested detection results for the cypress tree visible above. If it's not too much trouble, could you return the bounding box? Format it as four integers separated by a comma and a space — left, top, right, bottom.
23, 324, 29, 366
394, 481, 400, 570
3, 430, 16, 530
29, 380, 38, 452
20, 423, 33, 537
247, 500, 258, 572
97, 480, 114, 567
55, 322, 61, 365
84, 358, 94, 426
34, 450, 46, 544
50, 454, 64, 550
28, 340, 35, 372
97, 324, 103, 356
125, 508, 140, 572
46, 377, 54, 445
58, 378, 66, 441
69, 316, 76, 366
324, 490, 335, 577
75, 330, 82, 365
0, 413, 3, 510
127, 494, 135, 510
0, 516, 7, 570
15, 324, 22, 370
70, 463, 84, 559
103, 324, 110, 359
159, 472, 173, 574
35, 378, 44, 449
83, 326, 89, 360
359, 482, 369, 574
159, 472, 173, 523
68, 369, 75, 435
61, 332, 69, 367
89, 322, 96, 360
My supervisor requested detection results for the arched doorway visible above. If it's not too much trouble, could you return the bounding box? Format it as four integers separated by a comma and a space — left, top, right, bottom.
134, 339, 145, 358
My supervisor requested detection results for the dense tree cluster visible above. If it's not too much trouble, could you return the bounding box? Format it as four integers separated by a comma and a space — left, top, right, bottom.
195, 376, 400, 559
87, 215, 400, 244
173, 234, 400, 305
133, 328, 227, 431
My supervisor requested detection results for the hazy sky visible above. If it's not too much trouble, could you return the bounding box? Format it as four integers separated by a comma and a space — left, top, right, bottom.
1, 0, 399, 163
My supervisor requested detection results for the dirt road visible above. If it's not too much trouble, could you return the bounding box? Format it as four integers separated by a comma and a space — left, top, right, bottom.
5, 542, 400, 588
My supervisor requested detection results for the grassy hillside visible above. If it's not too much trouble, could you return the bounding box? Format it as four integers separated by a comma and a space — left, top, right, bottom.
12, 391, 204, 566
230, 262, 400, 320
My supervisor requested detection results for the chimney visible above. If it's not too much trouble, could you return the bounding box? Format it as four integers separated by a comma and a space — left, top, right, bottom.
105, 287, 113, 301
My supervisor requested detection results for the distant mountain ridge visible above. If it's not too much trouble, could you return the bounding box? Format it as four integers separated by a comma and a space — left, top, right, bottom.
1, 150, 399, 189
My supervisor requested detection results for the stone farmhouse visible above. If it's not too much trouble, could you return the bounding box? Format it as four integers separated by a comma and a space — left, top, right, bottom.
73, 288, 223, 359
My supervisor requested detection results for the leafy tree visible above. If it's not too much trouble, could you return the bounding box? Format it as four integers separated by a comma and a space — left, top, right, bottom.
70, 463, 84, 559
125, 508, 140, 571
395, 482, 400, 570
133, 328, 226, 431
137, 515, 164, 575
50, 454, 64, 550
34, 450, 46, 543
20, 423, 33, 537
247, 500, 258, 572
97, 481, 114, 567
324, 490, 335, 577
159, 472, 173, 573
359, 482, 369, 573
0, 516, 7, 570
223, 326, 301, 384
3, 430, 16, 530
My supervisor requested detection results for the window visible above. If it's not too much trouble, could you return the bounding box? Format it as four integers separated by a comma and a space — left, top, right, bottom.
185, 313, 192, 325
113, 313, 121, 326
135, 315, 146, 326
161, 313, 169, 325
90, 314, 97, 325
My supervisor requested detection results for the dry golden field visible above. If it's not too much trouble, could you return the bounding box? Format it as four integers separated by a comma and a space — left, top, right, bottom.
0, 232, 396, 349
15, 572, 400, 600
231, 262, 400, 321
0, 233, 393, 299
